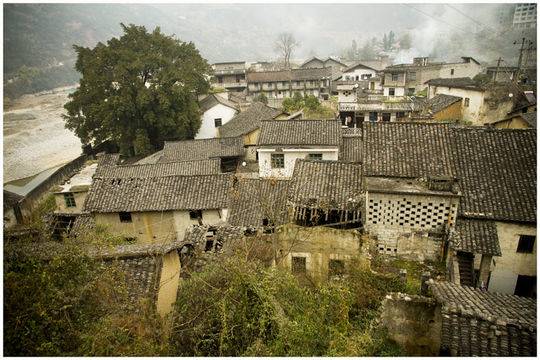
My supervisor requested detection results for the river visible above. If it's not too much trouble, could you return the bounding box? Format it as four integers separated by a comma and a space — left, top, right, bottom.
3, 85, 82, 186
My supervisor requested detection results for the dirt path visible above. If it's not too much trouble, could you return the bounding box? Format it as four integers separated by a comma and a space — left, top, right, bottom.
3, 86, 83, 183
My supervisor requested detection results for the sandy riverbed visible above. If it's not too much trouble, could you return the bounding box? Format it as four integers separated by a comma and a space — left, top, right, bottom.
3, 86, 83, 183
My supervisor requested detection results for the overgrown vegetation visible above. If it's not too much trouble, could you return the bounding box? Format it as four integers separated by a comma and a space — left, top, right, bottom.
282, 92, 336, 119
171, 256, 404, 356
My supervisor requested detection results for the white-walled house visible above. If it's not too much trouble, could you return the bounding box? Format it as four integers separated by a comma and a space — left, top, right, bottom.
425, 78, 525, 125
196, 94, 238, 139
341, 62, 378, 82
257, 120, 342, 178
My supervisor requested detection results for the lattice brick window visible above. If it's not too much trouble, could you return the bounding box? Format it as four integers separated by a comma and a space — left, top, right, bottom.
367, 196, 457, 230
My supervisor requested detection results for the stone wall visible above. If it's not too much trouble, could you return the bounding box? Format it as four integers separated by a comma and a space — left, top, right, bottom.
380, 292, 442, 356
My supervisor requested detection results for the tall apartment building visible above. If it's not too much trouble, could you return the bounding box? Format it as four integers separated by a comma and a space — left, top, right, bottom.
512, 3, 537, 29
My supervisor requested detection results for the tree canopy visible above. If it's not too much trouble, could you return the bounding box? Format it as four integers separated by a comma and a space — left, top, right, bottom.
64, 24, 211, 156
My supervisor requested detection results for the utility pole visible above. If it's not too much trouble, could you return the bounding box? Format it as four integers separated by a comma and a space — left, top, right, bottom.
494, 57, 502, 83
513, 37, 533, 84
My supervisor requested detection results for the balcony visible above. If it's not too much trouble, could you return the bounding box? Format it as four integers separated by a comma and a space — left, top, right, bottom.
220, 81, 247, 89
213, 69, 246, 76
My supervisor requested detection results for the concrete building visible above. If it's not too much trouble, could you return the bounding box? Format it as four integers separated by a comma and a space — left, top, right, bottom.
383, 57, 482, 96
210, 61, 247, 93
512, 3, 536, 29
257, 120, 341, 178
196, 94, 238, 139
246, 67, 333, 101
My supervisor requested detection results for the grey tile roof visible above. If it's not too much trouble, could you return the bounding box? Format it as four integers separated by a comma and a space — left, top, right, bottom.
452, 219, 501, 256
96, 153, 120, 167
340, 136, 363, 163
362, 122, 456, 178
247, 67, 332, 83
134, 150, 163, 165
199, 94, 238, 113
258, 120, 342, 146
451, 127, 536, 222
430, 281, 536, 356
94, 159, 221, 178
425, 77, 484, 91
521, 111, 537, 128
426, 94, 462, 114
288, 160, 363, 210
354, 101, 415, 112
160, 137, 244, 162
84, 174, 232, 213
218, 102, 282, 138
228, 178, 290, 227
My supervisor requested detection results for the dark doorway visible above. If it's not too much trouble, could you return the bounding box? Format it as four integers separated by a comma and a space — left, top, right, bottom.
382, 113, 391, 122
369, 112, 378, 122
515, 275, 537, 298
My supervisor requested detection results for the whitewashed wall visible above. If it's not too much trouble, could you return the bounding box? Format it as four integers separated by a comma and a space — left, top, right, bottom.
343, 68, 377, 81
257, 148, 339, 178
196, 104, 237, 139
383, 86, 406, 97
173, 209, 227, 241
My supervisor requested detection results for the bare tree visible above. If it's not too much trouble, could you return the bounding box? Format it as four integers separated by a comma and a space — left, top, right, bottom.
274, 32, 300, 69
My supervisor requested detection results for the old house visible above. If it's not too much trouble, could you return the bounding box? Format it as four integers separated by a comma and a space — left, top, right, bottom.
83, 172, 232, 244
430, 281, 536, 356
425, 78, 528, 125
450, 127, 536, 296
339, 99, 418, 127
160, 137, 245, 172
362, 123, 460, 261
257, 119, 342, 178
422, 94, 463, 121
246, 67, 333, 101
341, 62, 378, 82
196, 93, 238, 139
217, 101, 283, 161
383, 56, 482, 97
300, 57, 348, 79
492, 111, 536, 129
210, 61, 247, 93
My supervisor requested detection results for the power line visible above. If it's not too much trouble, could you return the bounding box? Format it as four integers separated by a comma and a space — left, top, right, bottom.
402, 4, 471, 34
445, 4, 497, 33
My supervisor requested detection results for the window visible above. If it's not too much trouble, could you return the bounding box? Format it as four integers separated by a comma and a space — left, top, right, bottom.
517, 235, 535, 253
217, 76, 223, 84
396, 111, 405, 118
64, 193, 76, 208
292, 256, 306, 273
391, 74, 399, 81
271, 153, 285, 168
355, 75, 359, 81
329, 259, 345, 277
464, 98, 470, 107
214, 118, 222, 127
189, 210, 202, 220
407, 88, 415, 96
408, 72, 416, 81
119, 212, 132, 223
450, 68, 455, 75
514, 275, 536, 298
308, 153, 323, 161
389, 88, 395, 96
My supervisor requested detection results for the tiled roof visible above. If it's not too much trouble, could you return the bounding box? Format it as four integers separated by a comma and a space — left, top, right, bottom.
84, 174, 232, 213
362, 122, 455, 178
343, 62, 378, 73
451, 127, 536, 222
228, 178, 290, 227
258, 120, 342, 146
218, 102, 282, 138
94, 159, 221, 178
199, 94, 238, 113
246, 67, 332, 83
430, 281, 536, 356
288, 160, 363, 210
160, 137, 244, 162
452, 219, 501, 256
521, 112, 536, 128
425, 77, 484, 91
134, 150, 163, 165
426, 94, 462, 114
340, 135, 362, 163
96, 153, 120, 167
354, 101, 415, 112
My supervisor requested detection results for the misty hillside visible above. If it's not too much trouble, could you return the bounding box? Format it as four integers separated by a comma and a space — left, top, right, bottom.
3, 3, 536, 99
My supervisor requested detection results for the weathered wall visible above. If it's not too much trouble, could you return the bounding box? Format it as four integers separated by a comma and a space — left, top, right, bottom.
380, 293, 442, 356
429, 86, 485, 125
196, 103, 237, 140
433, 101, 462, 121
172, 209, 225, 241
258, 148, 339, 178
478, 100, 514, 126
54, 190, 88, 214
94, 211, 177, 244
489, 221, 536, 294
494, 117, 531, 129
365, 191, 459, 261
156, 251, 181, 317
275, 224, 367, 283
